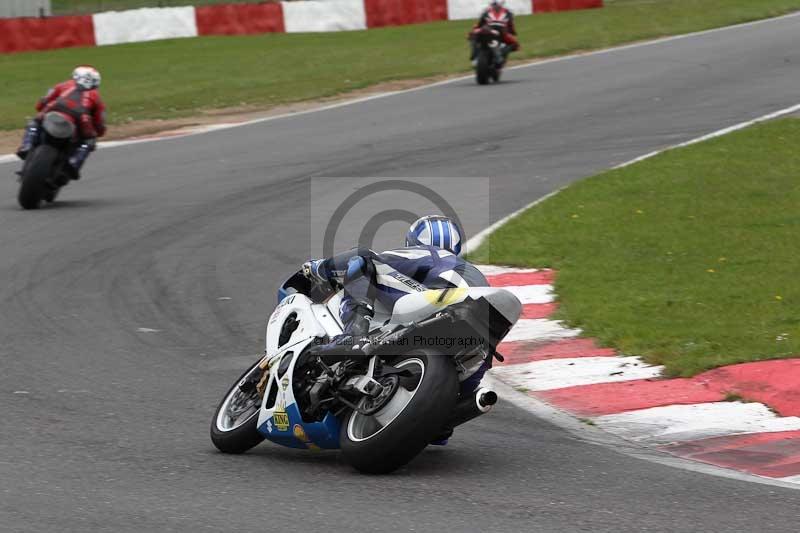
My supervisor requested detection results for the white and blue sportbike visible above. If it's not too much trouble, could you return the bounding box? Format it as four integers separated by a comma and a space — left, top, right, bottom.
211, 264, 521, 474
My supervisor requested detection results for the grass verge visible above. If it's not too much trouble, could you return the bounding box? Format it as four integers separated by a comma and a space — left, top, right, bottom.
471, 118, 800, 377
2, 0, 800, 131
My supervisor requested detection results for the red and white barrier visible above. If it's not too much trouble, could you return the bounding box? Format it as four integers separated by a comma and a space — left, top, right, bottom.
0, 0, 603, 53
283, 0, 367, 33
0, 14, 95, 53
93, 7, 198, 46
447, 0, 531, 21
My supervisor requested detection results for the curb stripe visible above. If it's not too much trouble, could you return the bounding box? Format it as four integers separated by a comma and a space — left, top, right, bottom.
502, 318, 577, 343
535, 358, 800, 417
497, 337, 614, 365
491, 355, 661, 391
594, 402, 800, 444
538, 378, 722, 416
484, 270, 555, 287
500, 285, 555, 305
520, 302, 558, 319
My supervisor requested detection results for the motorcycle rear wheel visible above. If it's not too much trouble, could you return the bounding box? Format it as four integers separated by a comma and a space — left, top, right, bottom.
340, 349, 458, 474
18, 145, 58, 210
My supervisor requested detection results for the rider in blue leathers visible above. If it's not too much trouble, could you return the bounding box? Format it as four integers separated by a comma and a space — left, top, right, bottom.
301, 215, 490, 444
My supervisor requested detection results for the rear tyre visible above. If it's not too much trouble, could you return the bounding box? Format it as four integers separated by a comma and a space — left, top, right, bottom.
210, 359, 266, 454
476, 49, 491, 85
340, 349, 458, 474
18, 145, 58, 210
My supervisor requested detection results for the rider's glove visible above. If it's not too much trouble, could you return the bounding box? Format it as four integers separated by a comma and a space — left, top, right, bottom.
302, 259, 327, 285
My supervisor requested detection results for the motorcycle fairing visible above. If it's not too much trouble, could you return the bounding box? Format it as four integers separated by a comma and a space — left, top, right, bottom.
390, 287, 522, 326
265, 293, 327, 356
257, 333, 341, 450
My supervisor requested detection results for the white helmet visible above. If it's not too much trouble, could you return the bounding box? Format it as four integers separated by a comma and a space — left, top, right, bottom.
72, 66, 101, 90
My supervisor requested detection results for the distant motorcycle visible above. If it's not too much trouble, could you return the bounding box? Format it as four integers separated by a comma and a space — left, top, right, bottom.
17, 112, 77, 209
472, 25, 506, 85
211, 263, 521, 474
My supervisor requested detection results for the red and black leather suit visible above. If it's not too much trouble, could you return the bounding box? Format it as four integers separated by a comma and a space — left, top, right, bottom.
37, 79, 107, 140
471, 6, 520, 51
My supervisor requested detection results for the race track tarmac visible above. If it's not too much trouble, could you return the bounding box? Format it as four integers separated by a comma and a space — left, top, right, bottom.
2, 13, 800, 532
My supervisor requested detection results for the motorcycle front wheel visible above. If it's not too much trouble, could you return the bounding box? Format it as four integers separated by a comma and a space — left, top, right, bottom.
340, 349, 458, 474
210, 359, 266, 454
18, 145, 58, 210
476, 49, 491, 85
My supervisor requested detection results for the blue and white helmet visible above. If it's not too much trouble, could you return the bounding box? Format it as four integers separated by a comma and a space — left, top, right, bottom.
405, 215, 464, 256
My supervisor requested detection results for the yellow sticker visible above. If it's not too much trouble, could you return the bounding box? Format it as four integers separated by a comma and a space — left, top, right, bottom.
273, 400, 290, 432
422, 288, 468, 306
293, 424, 310, 443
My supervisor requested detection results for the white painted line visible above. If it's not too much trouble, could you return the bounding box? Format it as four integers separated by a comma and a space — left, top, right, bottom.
465, 189, 563, 254
502, 317, 578, 343
778, 475, 800, 484
501, 284, 554, 304
594, 402, 800, 444
4, 10, 799, 165
614, 102, 800, 169
491, 355, 661, 391
467, 98, 800, 254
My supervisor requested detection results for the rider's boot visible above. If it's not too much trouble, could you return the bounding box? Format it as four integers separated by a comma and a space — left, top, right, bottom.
306, 304, 374, 364
16, 121, 40, 161
66, 142, 93, 181
469, 41, 478, 66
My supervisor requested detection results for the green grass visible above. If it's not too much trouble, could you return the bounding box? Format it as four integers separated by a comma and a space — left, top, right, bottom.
52, 0, 271, 15
3, 0, 800, 131
471, 119, 800, 377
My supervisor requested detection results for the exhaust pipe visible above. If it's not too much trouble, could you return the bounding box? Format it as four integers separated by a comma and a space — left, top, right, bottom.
448, 387, 498, 428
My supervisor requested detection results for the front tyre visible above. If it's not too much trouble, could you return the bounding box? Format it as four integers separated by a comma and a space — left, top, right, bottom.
18, 145, 58, 210
476, 49, 491, 85
340, 349, 458, 474
210, 359, 265, 454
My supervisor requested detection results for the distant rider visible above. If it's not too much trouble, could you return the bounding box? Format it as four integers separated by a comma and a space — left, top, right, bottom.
469, 0, 520, 65
16, 66, 106, 180
300, 215, 491, 444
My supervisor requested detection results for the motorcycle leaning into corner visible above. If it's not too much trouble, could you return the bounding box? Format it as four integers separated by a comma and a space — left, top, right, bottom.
16, 113, 82, 209
210, 261, 522, 474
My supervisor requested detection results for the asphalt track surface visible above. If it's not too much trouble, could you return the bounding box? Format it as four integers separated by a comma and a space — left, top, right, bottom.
3, 13, 800, 533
